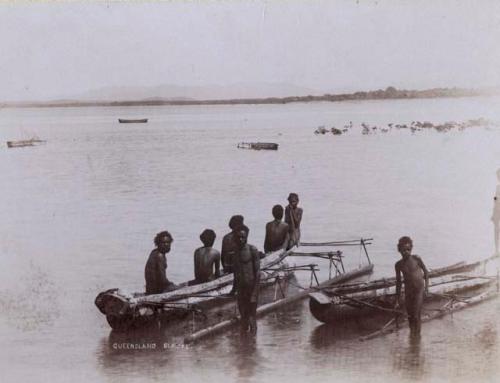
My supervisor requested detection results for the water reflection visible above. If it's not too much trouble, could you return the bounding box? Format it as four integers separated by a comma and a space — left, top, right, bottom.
391, 333, 425, 381
310, 312, 394, 350
96, 325, 181, 377
228, 333, 260, 380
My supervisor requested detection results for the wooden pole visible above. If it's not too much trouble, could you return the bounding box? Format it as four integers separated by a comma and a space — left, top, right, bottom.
184, 264, 374, 344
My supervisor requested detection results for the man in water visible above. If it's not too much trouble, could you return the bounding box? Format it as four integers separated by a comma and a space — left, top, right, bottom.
193, 229, 221, 284
285, 193, 303, 249
221, 215, 244, 273
144, 231, 177, 295
264, 205, 290, 253
394, 236, 429, 335
230, 224, 260, 335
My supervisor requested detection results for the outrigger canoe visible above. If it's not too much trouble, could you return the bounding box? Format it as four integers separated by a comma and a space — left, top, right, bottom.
95, 249, 290, 331
309, 257, 499, 326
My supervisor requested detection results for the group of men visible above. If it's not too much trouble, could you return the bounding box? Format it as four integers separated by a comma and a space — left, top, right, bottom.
144, 191, 430, 337
144, 193, 303, 335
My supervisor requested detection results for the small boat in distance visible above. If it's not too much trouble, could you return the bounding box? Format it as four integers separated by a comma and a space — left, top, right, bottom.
118, 118, 148, 123
237, 142, 279, 150
6, 137, 46, 148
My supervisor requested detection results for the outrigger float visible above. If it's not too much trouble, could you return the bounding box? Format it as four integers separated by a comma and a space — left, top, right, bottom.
308, 256, 499, 340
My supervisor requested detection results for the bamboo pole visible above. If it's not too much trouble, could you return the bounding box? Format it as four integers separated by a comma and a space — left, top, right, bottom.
359, 289, 498, 341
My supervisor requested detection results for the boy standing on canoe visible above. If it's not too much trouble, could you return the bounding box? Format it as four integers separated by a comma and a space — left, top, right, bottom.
394, 236, 429, 335
144, 231, 177, 295
193, 229, 221, 284
230, 224, 261, 335
264, 205, 290, 253
285, 193, 303, 249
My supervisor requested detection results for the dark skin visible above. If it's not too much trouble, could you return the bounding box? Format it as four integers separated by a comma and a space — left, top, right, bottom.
229, 230, 247, 295
394, 242, 429, 308
285, 196, 303, 249
230, 229, 260, 335
229, 230, 260, 296
157, 236, 172, 255
264, 217, 289, 253
145, 235, 175, 294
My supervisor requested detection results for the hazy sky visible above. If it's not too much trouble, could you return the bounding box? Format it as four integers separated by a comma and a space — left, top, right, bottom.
2, 0, 500, 101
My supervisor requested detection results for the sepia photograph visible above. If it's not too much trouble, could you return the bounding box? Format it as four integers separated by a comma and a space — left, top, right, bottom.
1, 1, 499, 382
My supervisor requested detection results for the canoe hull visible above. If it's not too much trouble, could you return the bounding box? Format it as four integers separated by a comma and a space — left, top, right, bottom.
103, 270, 292, 332
95, 249, 289, 331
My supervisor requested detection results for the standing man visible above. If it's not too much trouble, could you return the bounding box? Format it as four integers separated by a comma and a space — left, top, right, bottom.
193, 229, 221, 284
394, 236, 429, 335
264, 205, 290, 253
230, 224, 260, 335
144, 231, 177, 295
221, 215, 244, 273
285, 193, 303, 249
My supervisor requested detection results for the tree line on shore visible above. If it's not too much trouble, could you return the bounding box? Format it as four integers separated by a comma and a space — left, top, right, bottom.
1, 87, 493, 109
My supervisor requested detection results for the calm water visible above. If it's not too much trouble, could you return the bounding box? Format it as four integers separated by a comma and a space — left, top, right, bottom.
0, 97, 499, 382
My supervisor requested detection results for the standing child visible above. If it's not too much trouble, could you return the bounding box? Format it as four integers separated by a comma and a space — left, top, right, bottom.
394, 236, 429, 335
285, 193, 303, 249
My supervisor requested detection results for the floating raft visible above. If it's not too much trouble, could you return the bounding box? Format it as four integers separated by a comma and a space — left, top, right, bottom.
237, 142, 279, 150
118, 118, 148, 123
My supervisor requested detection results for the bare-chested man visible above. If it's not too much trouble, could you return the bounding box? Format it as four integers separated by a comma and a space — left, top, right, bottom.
264, 205, 289, 253
285, 193, 303, 249
144, 231, 177, 295
193, 229, 221, 284
221, 215, 244, 273
230, 224, 260, 335
394, 236, 429, 335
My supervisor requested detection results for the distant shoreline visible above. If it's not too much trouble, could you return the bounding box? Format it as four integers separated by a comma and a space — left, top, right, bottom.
0, 87, 495, 109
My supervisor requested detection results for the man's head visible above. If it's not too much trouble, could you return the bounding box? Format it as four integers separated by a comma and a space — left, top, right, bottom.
397, 236, 413, 258
228, 215, 244, 231
288, 193, 299, 208
200, 229, 216, 247
272, 204, 284, 220
155, 231, 173, 254
234, 224, 249, 248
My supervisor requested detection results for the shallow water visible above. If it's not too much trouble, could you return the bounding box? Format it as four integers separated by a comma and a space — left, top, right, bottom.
0, 96, 499, 382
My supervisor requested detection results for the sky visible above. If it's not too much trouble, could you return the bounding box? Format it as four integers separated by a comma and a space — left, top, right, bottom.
1, 0, 500, 101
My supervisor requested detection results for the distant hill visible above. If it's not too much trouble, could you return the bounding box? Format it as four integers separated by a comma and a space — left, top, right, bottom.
67, 82, 321, 102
